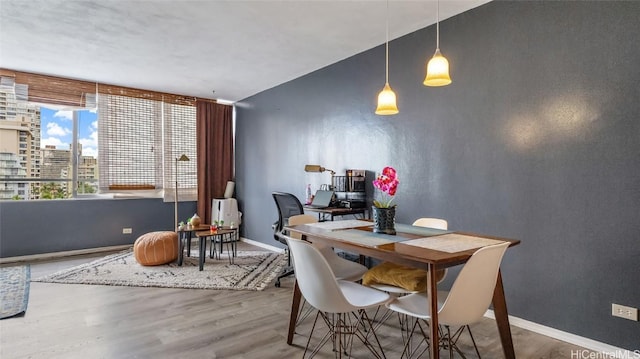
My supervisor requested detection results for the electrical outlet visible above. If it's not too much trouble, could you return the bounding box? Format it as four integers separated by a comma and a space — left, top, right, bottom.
122, 228, 132, 234
612, 303, 638, 321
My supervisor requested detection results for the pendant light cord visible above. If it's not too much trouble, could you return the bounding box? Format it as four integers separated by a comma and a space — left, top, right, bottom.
385, 0, 389, 83
436, 0, 440, 49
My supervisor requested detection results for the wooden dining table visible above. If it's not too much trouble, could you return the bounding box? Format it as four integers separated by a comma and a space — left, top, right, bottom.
286, 220, 520, 359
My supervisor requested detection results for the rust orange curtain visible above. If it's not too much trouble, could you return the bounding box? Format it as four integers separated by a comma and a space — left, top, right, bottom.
196, 100, 234, 224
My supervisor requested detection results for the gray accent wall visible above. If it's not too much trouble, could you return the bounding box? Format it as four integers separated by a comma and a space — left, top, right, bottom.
235, 1, 639, 350
0, 199, 196, 257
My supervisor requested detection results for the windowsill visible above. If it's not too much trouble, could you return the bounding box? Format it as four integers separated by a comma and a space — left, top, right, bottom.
78, 190, 164, 199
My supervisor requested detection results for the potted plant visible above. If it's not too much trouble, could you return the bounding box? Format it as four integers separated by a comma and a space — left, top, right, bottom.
372, 166, 399, 234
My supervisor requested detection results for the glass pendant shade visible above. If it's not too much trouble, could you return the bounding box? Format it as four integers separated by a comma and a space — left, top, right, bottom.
424, 48, 451, 86
375, 83, 399, 115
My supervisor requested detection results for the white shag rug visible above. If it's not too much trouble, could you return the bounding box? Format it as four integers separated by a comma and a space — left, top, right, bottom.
34, 249, 286, 291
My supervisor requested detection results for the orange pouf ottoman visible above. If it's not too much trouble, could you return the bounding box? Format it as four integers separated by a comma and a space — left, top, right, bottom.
133, 231, 179, 266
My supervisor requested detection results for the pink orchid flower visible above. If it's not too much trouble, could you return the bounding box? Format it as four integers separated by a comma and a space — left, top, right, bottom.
373, 166, 399, 208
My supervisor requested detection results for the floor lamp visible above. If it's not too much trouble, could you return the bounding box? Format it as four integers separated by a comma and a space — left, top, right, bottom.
174, 154, 190, 230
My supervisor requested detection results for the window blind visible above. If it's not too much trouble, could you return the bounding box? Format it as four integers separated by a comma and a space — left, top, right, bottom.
97, 94, 198, 198
98, 94, 163, 191
163, 103, 197, 202
1, 68, 199, 107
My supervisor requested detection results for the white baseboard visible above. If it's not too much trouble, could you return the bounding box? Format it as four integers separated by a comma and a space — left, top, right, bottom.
484, 310, 637, 358
239, 237, 285, 253
0, 244, 132, 264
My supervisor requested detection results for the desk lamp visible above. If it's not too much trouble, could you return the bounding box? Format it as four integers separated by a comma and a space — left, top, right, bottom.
304, 165, 335, 190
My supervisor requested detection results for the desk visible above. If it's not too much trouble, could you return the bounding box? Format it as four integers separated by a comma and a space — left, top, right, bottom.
304, 206, 367, 221
287, 223, 520, 359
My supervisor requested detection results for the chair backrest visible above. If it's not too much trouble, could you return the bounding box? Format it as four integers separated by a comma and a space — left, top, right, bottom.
288, 214, 338, 259
438, 242, 510, 326
272, 192, 304, 244
412, 217, 448, 230
284, 236, 355, 313
287, 214, 317, 239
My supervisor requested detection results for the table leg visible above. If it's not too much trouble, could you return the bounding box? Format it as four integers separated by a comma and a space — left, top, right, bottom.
226, 234, 234, 264
232, 231, 237, 257
358, 254, 366, 266
428, 264, 440, 359
209, 236, 218, 259
199, 236, 206, 271
232, 235, 237, 258
187, 232, 192, 257
493, 269, 516, 359
219, 234, 223, 256
178, 232, 184, 266
287, 280, 302, 345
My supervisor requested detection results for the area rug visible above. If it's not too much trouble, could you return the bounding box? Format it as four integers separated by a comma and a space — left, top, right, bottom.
0, 265, 30, 319
33, 249, 286, 291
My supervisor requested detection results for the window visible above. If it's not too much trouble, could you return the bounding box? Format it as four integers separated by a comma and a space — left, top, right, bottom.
162, 103, 197, 202
0, 70, 200, 201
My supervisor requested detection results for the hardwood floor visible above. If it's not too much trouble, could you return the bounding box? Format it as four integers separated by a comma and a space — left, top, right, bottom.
1, 242, 589, 358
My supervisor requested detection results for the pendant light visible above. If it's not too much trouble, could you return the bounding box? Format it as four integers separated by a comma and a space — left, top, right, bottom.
375, 0, 399, 115
424, 0, 452, 87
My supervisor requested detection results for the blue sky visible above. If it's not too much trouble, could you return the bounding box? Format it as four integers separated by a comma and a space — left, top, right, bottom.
40, 107, 98, 158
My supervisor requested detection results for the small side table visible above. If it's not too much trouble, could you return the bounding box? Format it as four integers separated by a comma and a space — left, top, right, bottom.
195, 228, 238, 270
208, 226, 239, 261
176, 224, 210, 266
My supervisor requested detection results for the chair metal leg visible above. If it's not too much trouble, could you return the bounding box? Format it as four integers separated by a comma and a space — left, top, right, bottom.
300, 308, 387, 359
467, 325, 482, 358
438, 324, 479, 359
275, 248, 295, 287
353, 309, 386, 359
398, 317, 431, 359
447, 325, 454, 358
295, 298, 315, 328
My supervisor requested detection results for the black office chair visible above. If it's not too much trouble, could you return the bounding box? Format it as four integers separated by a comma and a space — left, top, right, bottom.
272, 191, 304, 287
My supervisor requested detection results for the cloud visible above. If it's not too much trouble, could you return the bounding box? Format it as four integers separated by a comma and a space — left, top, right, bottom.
82, 147, 98, 158
79, 132, 97, 148
79, 129, 97, 147
53, 110, 73, 121
79, 129, 98, 158
46, 122, 71, 136
40, 137, 67, 149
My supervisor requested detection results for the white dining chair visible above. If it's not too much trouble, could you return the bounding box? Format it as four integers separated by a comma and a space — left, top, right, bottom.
365, 217, 449, 294
363, 218, 449, 330
288, 214, 368, 281
386, 241, 510, 358
287, 214, 369, 329
284, 235, 392, 359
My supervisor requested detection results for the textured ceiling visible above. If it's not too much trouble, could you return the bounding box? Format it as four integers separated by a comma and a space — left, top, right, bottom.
0, 0, 489, 102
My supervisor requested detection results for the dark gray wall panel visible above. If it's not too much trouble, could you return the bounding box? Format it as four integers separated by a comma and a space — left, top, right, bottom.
0, 199, 196, 257
236, 1, 640, 350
